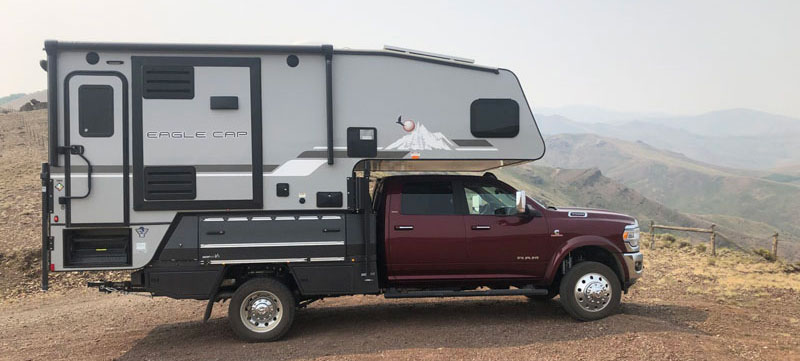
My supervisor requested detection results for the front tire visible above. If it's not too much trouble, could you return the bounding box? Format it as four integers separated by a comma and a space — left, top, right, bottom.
559, 261, 621, 321
228, 278, 296, 342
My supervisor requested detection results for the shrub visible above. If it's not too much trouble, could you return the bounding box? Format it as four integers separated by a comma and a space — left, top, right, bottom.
695, 243, 707, 253
677, 240, 691, 248
752, 248, 776, 262
662, 234, 676, 243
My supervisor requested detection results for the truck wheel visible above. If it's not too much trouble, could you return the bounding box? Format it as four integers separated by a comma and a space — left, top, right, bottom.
558, 261, 621, 321
228, 278, 295, 342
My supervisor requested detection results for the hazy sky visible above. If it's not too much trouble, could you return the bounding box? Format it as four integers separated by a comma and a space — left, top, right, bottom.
1, 0, 798, 117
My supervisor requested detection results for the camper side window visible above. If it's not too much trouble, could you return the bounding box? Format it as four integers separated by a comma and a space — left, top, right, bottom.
78, 85, 114, 137
470, 98, 519, 138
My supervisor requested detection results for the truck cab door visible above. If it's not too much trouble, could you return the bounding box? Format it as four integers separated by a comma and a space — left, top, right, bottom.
460, 181, 551, 279
385, 180, 468, 282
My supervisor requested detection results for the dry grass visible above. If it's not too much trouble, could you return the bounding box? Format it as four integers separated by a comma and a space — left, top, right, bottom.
642, 234, 800, 306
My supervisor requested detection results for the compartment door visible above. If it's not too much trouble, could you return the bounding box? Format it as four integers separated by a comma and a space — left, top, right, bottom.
132, 57, 262, 210
65, 73, 128, 225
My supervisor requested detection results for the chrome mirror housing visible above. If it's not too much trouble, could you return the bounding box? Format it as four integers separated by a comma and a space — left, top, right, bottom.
515, 190, 526, 214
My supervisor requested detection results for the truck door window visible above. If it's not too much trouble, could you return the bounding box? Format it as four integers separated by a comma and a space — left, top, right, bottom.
401, 181, 455, 215
463, 183, 517, 216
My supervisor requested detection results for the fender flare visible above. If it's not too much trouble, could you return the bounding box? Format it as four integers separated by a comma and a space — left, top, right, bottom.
544, 235, 628, 284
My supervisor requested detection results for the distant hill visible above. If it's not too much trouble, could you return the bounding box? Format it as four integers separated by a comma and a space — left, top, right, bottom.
496, 165, 745, 251
535, 110, 800, 170
536, 133, 800, 260
0, 90, 47, 111
0, 93, 25, 106
535, 105, 671, 125
647, 108, 800, 137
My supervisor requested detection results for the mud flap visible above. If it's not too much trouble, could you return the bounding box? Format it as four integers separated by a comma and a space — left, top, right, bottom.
203, 266, 229, 323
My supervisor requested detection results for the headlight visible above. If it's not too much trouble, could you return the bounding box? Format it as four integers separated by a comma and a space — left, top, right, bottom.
623, 222, 640, 250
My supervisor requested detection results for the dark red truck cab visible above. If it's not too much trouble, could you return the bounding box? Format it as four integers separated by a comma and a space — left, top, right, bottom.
375, 174, 643, 318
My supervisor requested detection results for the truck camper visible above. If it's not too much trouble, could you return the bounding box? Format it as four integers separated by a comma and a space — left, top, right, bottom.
40, 41, 642, 341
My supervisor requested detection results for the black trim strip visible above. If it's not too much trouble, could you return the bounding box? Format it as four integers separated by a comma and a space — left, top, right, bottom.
131, 56, 263, 211
324, 45, 334, 165
298, 150, 409, 159
45, 40, 58, 166
63, 71, 130, 227
452, 139, 493, 147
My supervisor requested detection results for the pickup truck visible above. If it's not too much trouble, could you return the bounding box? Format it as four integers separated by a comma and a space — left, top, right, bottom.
118, 173, 642, 341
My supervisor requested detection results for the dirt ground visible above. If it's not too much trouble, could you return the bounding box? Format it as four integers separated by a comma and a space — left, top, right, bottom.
1, 255, 799, 361
1, 110, 799, 360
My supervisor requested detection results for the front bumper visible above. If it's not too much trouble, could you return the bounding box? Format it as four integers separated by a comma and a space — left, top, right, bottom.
622, 251, 643, 282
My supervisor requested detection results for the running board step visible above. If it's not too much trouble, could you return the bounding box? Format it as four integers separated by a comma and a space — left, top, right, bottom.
384, 287, 548, 299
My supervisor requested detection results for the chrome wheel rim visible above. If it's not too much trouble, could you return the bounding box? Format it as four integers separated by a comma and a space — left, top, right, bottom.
240, 290, 283, 333
574, 272, 611, 312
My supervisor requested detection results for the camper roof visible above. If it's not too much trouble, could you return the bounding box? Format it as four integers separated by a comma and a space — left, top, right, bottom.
44, 40, 499, 73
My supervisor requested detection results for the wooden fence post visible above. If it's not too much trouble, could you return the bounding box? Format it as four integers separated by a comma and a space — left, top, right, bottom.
772, 233, 779, 260
710, 224, 716, 256
649, 220, 655, 249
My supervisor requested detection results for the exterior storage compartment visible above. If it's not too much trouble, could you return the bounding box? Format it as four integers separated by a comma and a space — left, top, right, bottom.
63, 228, 131, 268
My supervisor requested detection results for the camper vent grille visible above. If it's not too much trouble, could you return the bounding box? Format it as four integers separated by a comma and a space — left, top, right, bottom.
144, 166, 197, 200
142, 65, 195, 99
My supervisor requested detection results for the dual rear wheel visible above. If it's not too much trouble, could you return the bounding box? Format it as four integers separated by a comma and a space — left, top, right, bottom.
228, 278, 295, 342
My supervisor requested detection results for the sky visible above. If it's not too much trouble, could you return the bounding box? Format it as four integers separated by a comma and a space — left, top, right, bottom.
1, 0, 799, 117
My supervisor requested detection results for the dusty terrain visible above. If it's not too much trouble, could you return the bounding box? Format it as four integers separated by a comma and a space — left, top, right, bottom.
1, 110, 799, 360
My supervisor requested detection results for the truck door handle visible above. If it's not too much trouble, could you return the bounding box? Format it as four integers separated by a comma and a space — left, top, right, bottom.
205, 230, 225, 235
394, 225, 414, 231
471, 225, 491, 230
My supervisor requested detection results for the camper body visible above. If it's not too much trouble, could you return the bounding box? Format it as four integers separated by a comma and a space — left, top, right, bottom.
40, 41, 642, 341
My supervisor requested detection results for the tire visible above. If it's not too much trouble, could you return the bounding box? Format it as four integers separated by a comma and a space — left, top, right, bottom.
558, 261, 621, 321
228, 278, 296, 342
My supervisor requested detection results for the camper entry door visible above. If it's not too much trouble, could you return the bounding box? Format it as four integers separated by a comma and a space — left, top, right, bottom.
65, 73, 128, 225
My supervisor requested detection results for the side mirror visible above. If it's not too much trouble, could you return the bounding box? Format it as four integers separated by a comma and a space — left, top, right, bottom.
515, 190, 527, 214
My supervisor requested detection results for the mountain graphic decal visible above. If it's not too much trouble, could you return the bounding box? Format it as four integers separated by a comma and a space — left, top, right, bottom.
384, 123, 457, 150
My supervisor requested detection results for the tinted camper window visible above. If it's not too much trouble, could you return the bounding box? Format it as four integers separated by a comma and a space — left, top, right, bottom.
78, 85, 114, 137
401, 181, 455, 215
470, 98, 519, 138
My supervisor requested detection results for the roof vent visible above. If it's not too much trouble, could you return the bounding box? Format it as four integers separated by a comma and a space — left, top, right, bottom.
383, 45, 475, 64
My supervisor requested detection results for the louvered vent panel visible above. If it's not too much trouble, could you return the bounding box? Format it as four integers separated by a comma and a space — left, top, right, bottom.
142, 65, 194, 99
144, 166, 197, 200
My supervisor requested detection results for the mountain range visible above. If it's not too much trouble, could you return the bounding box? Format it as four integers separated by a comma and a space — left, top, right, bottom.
534, 107, 800, 170
518, 109, 800, 260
